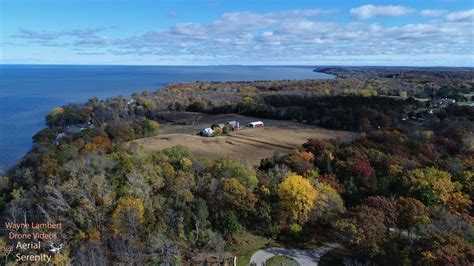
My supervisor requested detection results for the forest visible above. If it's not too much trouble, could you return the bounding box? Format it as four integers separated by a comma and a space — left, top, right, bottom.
0, 68, 473, 265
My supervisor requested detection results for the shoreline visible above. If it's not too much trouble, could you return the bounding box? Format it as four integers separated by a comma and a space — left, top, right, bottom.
0, 66, 333, 169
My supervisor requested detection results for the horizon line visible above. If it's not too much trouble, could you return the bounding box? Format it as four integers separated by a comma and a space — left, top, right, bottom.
1, 63, 473, 68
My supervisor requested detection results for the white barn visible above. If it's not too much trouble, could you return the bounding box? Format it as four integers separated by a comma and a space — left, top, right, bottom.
248, 121, 264, 128
201, 128, 214, 137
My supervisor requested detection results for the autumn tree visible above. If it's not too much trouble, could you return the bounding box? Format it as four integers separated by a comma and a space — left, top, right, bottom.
395, 197, 429, 234
106, 122, 136, 142
402, 167, 456, 207
363, 196, 397, 230
208, 157, 258, 188
284, 150, 316, 176
351, 159, 375, 181
278, 175, 316, 224
219, 178, 256, 214
311, 182, 345, 223
303, 139, 335, 174
303, 139, 334, 160
414, 230, 474, 265
336, 205, 386, 262
33, 128, 56, 143
111, 197, 145, 237
82, 135, 112, 153
46, 104, 91, 127
141, 120, 160, 137
209, 178, 257, 235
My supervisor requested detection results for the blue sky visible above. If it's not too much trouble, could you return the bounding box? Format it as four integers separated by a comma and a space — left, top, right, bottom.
1, 0, 473, 66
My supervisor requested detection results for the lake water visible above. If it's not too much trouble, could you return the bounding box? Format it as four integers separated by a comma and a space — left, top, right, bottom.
0, 65, 333, 168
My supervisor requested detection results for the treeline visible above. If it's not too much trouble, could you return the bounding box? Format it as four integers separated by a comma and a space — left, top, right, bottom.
315, 66, 474, 100
43, 92, 422, 142
187, 95, 421, 132
314, 66, 474, 80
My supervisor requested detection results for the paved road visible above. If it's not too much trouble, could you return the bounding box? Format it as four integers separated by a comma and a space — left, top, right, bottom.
249, 243, 338, 266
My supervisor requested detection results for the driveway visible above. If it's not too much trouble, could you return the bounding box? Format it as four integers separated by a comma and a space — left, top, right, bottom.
249, 243, 338, 266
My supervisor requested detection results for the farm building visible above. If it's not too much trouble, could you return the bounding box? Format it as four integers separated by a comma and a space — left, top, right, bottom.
228, 121, 240, 131
201, 128, 214, 137
248, 121, 264, 128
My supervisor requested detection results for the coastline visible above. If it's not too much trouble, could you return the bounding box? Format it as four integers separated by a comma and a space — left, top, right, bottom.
0, 65, 333, 169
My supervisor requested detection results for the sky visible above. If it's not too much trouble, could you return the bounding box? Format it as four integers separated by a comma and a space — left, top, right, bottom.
0, 0, 473, 66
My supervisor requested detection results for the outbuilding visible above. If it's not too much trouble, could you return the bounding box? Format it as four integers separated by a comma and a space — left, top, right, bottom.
228, 121, 240, 131
248, 121, 264, 128
201, 128, 214, 137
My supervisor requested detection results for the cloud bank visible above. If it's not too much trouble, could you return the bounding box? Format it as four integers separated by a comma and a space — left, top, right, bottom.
444, 9, 474, 22
6, 7, 474, 65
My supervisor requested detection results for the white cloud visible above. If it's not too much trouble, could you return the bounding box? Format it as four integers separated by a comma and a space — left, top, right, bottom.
351, 5, 415, 20
419, 9, 447, 17
265, 9, 335, 18
7, 9, 474, 65
171, 9, 334, 35
445, 9, 474, 22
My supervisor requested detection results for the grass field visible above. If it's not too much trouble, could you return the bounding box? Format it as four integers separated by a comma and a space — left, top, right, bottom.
234, 233, 273, 266
131, 113, 355, 165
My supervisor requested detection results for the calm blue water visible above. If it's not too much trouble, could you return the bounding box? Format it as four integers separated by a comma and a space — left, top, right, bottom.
0, 65, 333, 168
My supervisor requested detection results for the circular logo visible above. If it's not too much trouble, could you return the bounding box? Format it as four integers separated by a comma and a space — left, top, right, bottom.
4, 245, 13, 254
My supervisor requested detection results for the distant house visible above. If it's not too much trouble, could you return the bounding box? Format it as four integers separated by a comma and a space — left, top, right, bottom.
65, 123, 94, 134
228, 121, 240, 131
53, 132, 66, 145
432, 98, 456, 108
201, 128, 214, 137
248, 121, 264, 128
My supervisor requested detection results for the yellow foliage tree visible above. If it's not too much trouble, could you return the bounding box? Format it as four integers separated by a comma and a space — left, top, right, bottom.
51, 251, 70, 265
142, 120, 160, 137
111, 197, 145, 236
221, 177, 257, 213
313, 182, 345, 220
448, 192, 472, 216
403, 167, 456, 206
278, 175, 317, 223
51, 107, 65, 116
